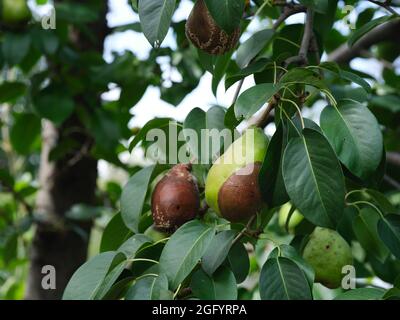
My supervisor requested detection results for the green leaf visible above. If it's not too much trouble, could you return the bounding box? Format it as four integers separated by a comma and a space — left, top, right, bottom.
204, 0, 244, 34
353, 208, 389, 262
10, 113, 41, 155
259, 121, 289, 207
159, 220, 215, 290
320, 100, 383, 180
201, 230, 237, 276
370, 95, 400, 113
236, 29, 274, 68
340, 71, 371, 94
259, 256, 312, 300
183, 106, 228, 163
0, 82, 27, 103
334, 288, 385, 300
268, 245, 315, 289
225, 241, 249, 284
129, 118, 172, 151
2, 32, 31, 66
191, 266, 237, 300
117, 234, 152, 259
348, 16, 392, 47
33, 88, 74, 124
378, 214, 400, 260
212, 52, 233, 96
139, 0, 176, 47
100, 213, 132, 253
279, 68, 326, 90
235, 83, 279, 119
125, 274, 172, 300
282, 129, 346, 228
94, 254, 127, 300
63, 252, 118, 300
225, 58, 272, 90
121, 165, 158, 233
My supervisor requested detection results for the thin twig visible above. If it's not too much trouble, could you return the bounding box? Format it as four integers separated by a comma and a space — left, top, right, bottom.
272, 4, 307, 30
384, 175, 400, 190
368, 0, 399, 16
231, 78, 245, 105
231, 4, 307, 106
232, 215, 257, 246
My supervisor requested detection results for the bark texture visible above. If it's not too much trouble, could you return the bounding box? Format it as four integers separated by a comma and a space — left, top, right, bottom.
25, 1, 109, 300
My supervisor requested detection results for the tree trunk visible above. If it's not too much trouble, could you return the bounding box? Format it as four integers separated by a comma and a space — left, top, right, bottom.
25, 1, 108, 300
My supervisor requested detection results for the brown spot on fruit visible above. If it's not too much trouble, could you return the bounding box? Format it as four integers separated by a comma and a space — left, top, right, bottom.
151, 164, 200, 232
185, 0, 240, 55
217, 163, 263, 222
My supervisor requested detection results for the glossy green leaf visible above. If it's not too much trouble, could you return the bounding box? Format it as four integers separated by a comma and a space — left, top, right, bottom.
125, 274, 172, 300
138, 0, 176, 47
259, 256, 312, 300
191, 266, 237, 300
378, 214, 400, 259
353, 208, 389, 262
201, 230, 237, 276
348, 16, 392, 47
282, 129, 345, 228
159, 220, 215, 290
235, 83, 279, 119
100, 213, 132, 253
236, 29, 274, 68
63, 252, 118, 300
121, 165, 157, 233
334, 287, 385, 300
320, 100, 383, 180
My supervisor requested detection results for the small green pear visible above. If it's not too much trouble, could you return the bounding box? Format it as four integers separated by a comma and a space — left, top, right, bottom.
278, 202, 304, 233
144, 225, 169, 242
205, 127, 268, 222
1, 0, 31, 26
303, 227, 353, 289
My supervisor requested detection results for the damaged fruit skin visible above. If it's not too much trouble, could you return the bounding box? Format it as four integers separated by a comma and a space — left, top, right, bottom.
218, 163, 263, 222
205, 128, 269, 222
185, 0, 240, 55
151, 164, 200, 232
303, 227, 353, 289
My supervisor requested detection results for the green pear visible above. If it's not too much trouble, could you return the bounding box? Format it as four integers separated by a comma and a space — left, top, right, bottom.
303, 227, 353, 289
278, 202, 304, 233
144, 225, 169, 242
205, 127, 268, 222
1, 0, 31, 25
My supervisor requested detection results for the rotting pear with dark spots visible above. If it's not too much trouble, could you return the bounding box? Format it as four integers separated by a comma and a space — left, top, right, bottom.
185, 0, 241, 55
151, 164, 200, 232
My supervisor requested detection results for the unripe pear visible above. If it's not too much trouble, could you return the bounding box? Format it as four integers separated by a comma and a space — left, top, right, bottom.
185, 0, 240, 55
144, 225, 169, 242
151, 164, 200, 232
303, 227, 353, 289
278, 202, 304, 233
205, 128, 268, 222
1, 0, 31, 26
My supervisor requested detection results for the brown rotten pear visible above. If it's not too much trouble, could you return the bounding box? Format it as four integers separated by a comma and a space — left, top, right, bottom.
218, 163, 263, 222
151, 164, 200, 232
205, 128, 269, 222
185, 0, 240, 55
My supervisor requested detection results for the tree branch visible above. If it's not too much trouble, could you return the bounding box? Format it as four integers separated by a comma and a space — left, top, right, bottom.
272, 4, 307, 30
368, 0, 399, 16
387, 152, 400, 167
328, 19, 400, 64
283, 7, 314, 67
